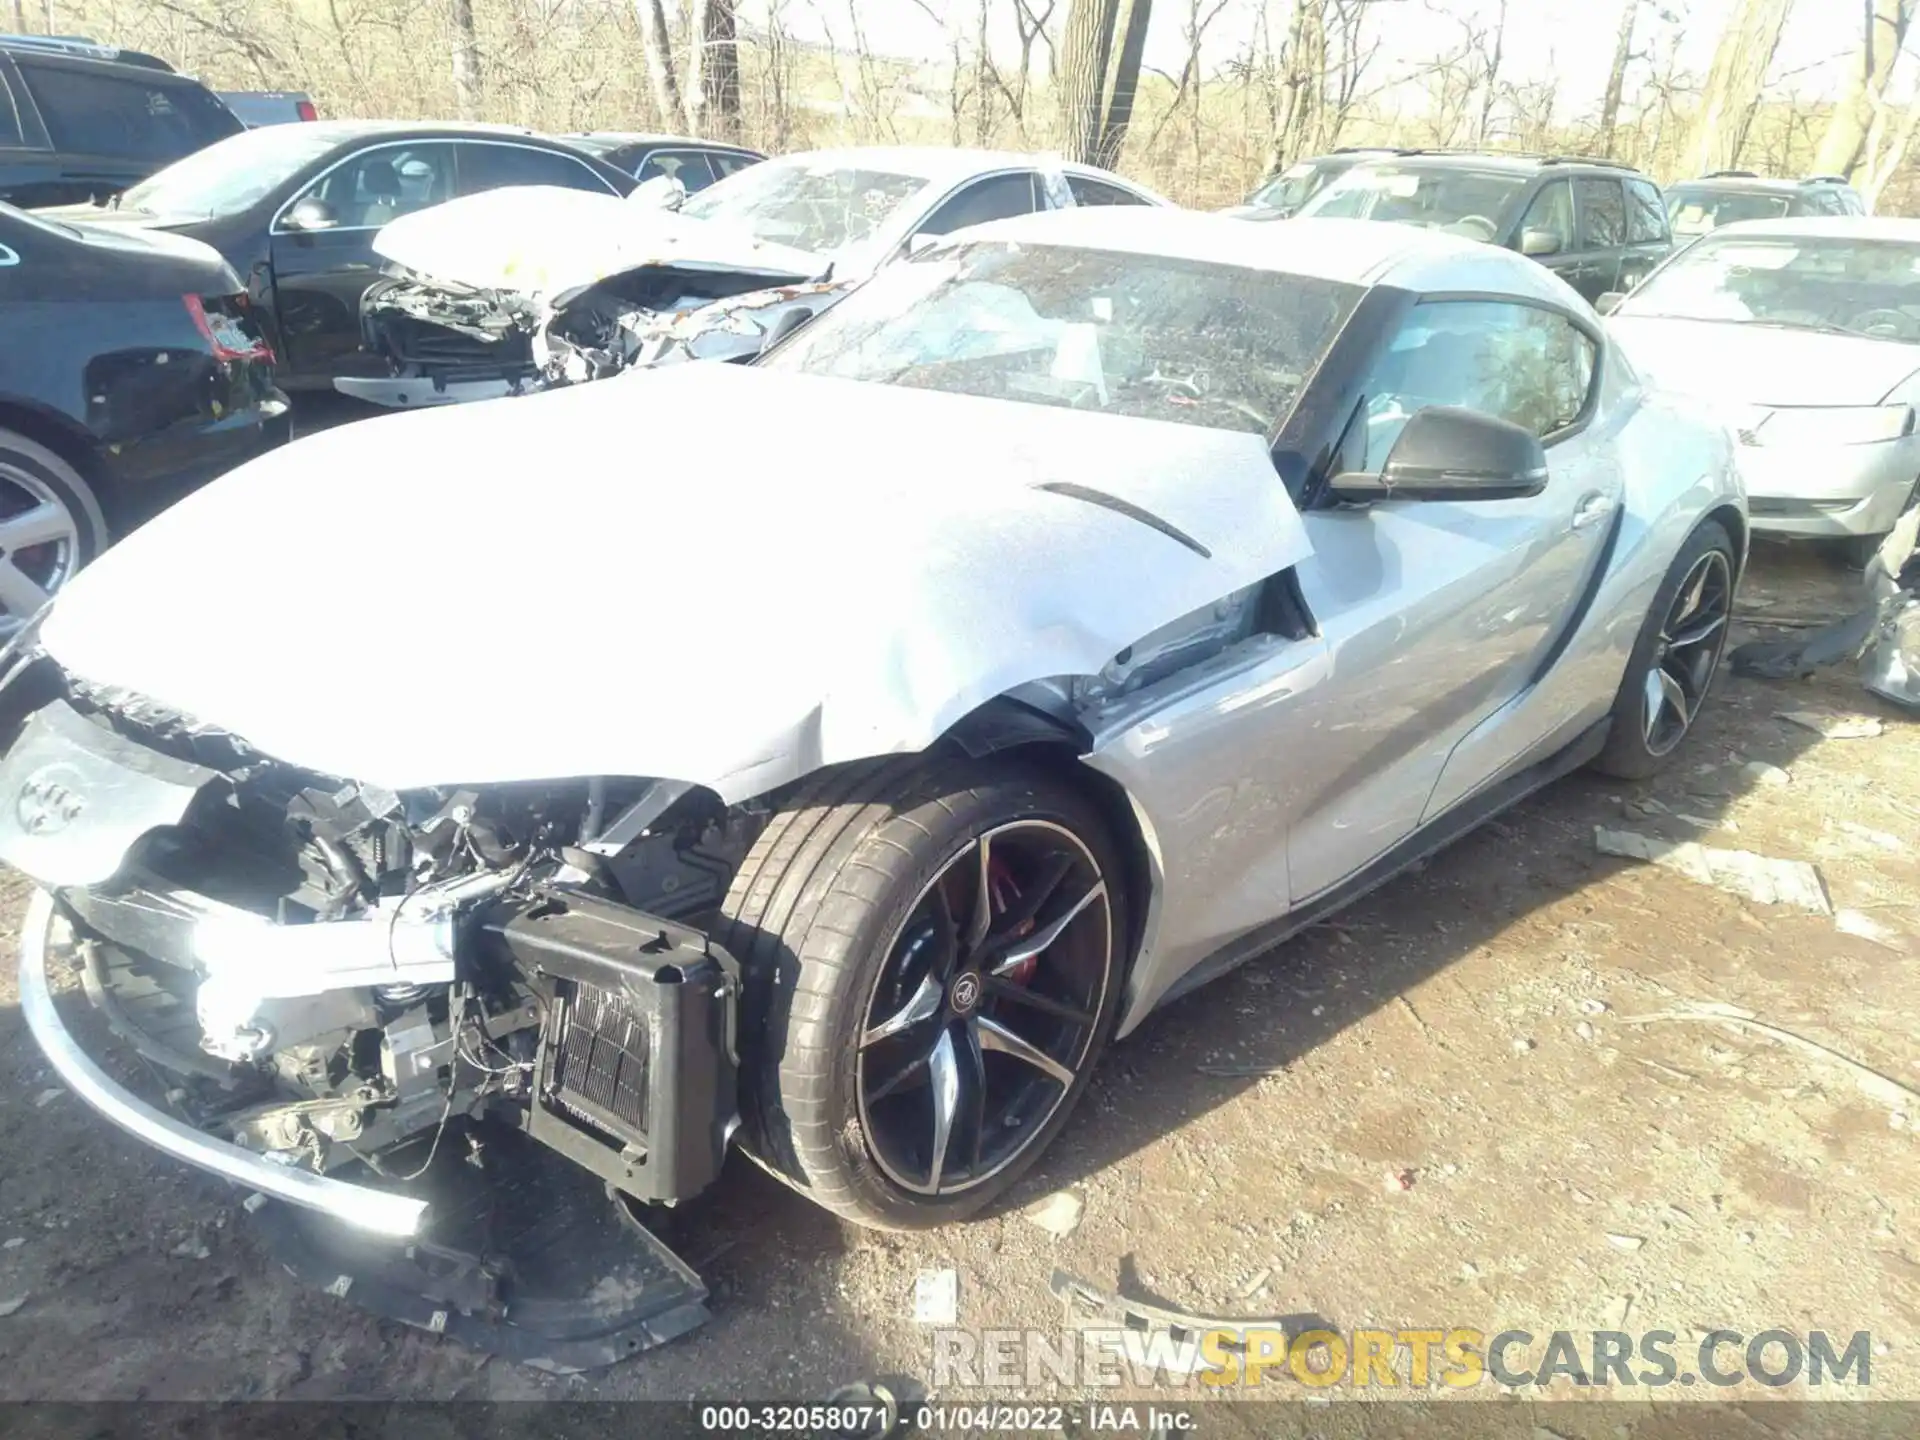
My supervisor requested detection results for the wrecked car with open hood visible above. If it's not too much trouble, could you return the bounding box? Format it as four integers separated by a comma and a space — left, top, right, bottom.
4, 210, 1743, 1362
346, 146, 1169, 406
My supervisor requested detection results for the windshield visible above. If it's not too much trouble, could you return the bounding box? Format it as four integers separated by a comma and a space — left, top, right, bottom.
1665, 188, 1793, 237
763, 241, 1361, 435
120, 126, 349, 219
1247, 162, 1323, 213
1296, 165, 1528, 239
1620, 233, 1920, 340
678, 158, 929, 256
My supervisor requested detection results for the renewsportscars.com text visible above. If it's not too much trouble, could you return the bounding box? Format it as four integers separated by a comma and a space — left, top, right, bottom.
931, 1327, 1874, 1390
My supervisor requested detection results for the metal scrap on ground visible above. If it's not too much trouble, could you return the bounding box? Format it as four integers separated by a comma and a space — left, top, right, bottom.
1593, 827, 1832, 914
1621, 1002, 1920, 1112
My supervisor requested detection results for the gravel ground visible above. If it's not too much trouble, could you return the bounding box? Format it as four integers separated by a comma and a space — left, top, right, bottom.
0, 533, 1915, 1413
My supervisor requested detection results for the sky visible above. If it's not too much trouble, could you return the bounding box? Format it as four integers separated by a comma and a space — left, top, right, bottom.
754, 0, 1859, 119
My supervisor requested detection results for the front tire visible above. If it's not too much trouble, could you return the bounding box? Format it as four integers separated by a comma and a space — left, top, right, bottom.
718, 756, 1127, 1230
1591, 518, 1737, 780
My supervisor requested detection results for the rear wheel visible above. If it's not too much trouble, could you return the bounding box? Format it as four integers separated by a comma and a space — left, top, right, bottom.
0, 428, 107, 642
1591, 519, 1736, 780
718, 757, 1127, 1230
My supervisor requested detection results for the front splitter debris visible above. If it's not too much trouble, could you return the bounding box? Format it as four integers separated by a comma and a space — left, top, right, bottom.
249, 1121, 709, 1371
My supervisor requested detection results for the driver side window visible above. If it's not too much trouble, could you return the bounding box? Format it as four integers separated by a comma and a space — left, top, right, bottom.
288, 144, 454, 230
916, 173, 1042, 240
1518, 179, 1572, 251
1356, 300, 1597, 468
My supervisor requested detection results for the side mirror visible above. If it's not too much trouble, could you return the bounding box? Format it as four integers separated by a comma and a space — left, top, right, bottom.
630, 174, 687, 211
1518, 227, 1562, 257
1325, 406, 1549, 504
282, 196, 340, 232
905, 232, 942, 257
1595, 291, 1626, 316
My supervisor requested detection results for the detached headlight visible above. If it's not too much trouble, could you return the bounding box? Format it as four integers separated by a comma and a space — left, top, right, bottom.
1742, 404, 1916, 447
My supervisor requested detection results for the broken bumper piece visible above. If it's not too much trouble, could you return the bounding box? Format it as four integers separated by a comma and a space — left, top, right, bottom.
18, 888, 429, 1238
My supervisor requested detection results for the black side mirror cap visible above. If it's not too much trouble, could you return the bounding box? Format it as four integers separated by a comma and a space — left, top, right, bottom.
1325, 405, 1550, 504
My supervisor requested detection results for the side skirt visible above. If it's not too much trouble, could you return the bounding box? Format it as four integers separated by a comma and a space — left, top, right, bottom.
1153, 715, 1611, 1009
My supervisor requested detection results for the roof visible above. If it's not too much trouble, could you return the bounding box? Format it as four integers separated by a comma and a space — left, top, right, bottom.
949, 207, 1534, 288
1341, 151, 1640, 176
1686, 216, 1920, 243
767, 145, 1134, 184
1672, 173, 1857, 191
565, 131, 759, 153
269, 118, 542, 143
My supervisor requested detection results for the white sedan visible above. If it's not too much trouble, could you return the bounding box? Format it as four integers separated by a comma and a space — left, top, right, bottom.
1603, 217, 1920, 564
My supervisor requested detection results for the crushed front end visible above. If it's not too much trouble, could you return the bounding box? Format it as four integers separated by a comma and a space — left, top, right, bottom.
1, 666, 755, 1365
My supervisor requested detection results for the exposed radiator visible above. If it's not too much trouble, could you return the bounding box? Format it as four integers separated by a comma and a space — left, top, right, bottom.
549, 980, 652, 1142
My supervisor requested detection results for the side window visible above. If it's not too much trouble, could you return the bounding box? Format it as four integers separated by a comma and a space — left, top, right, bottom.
16, 64, 234, 163
636, 149, 718, 191
0, 71, 24, 149
1574, 177, 1627, 249
1517, 179, 1573, 249
288, 143, 454, 229
458, 143, 617, 196
1625, 178, 1669, 243
915, 172, 1043, 238
710, 151, 758, 179
1067, 175, 1151, 207
1356, 300, 1598, 467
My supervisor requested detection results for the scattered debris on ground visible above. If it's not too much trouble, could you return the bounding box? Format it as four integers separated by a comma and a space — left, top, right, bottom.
1594, 827, 1831, 912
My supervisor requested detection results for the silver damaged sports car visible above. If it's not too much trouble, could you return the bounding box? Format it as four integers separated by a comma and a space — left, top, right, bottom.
0, 209, 1743, 1344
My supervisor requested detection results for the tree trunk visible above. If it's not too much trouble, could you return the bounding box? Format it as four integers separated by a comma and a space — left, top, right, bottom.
1813, 0, 1914, 178
449, 0, 480, 122
1056, 0, 1120, 163
1682, 0, 1796, 176
634, 0, 682, 132
1094, 0, 1151, 170
1598, 0, 1639, 156
1477, 0, 1508, 144
1267, 0, 1328, 179
11, 0, 25, 34
41, 0, 52, 34
685, 0, 740, 140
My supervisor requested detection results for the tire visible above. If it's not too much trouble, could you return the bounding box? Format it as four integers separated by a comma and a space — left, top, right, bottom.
718, 755, 1129, 1230
1591, 518, 1737, 780
0, 427, 108, 638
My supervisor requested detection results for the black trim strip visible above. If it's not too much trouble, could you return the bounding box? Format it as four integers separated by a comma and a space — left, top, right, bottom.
1036, 481, 1212, 559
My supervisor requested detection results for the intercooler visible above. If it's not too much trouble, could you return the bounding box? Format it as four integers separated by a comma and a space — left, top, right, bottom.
479, 887, 739, 1205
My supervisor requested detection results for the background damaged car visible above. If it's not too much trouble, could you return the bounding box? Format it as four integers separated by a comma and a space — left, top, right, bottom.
2, 211, 1742, 1367
347, 146, 1169, 405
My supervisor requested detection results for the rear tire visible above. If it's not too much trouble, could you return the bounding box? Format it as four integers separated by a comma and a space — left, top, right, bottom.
1591, 519, 1737, 780
0, 427, 107, 640
718, 755, 1128, 1230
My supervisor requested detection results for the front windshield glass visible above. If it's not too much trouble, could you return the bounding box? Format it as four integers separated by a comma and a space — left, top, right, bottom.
1619, 233, 1920, 341
120, 126, 349, 219
762, 241, 1362, 435
1247, 161, 1320, 212
1665, 188, 1793, 237
1296, 165, 1528, 239
678, 159, 929, 256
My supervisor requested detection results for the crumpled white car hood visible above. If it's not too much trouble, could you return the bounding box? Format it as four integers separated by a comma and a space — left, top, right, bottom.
370, 185, 824, 306
41, 364, 1312, 803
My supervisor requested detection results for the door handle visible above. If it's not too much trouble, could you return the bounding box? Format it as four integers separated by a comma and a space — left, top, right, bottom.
1571, 491, 1616, 531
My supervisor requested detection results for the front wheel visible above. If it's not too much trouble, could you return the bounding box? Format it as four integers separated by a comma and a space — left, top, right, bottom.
718, 757, 1127, 1230
1591, 518, 1737, 780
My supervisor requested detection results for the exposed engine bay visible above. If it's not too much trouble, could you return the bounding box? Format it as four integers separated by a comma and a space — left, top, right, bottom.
352, 262, 843, 405
2, 673, 756, 1214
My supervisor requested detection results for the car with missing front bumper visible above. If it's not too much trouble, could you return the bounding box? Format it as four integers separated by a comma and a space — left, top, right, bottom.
3, 210, 1743, 1350
1603, 217, 1920, 565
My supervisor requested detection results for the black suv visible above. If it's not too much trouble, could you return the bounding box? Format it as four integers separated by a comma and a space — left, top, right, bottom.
1664, 172, 1867, 239
0, 35, 241, 207
1221, 148, 1406, 220
1292, 151, 1674, 302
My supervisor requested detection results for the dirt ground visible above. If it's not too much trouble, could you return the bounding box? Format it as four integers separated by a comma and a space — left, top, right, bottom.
0, 536, 1916, 1414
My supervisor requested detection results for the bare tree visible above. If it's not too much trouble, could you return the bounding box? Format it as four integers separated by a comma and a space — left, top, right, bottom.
687, 0, 741, 140
1476, 0, 1508, 144
1267, 0, 1328, 174
1597, 0, 1641, 155
1095, 0, 1151, 168
450, 0, 480, 121
1056, 0, 1120, 162
633, 0, 682, 132
1813, 0, 1916, 178
11, 1, 26, 34
1681, 0, 1796, 175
